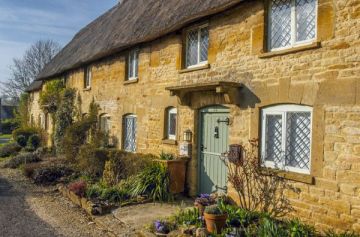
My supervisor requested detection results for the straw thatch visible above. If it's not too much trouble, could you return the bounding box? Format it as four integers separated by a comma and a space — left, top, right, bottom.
25, 80, 43, 92
37, 0, 245, 80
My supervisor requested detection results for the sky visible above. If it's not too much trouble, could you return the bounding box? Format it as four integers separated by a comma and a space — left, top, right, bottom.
0, 0, 118, 83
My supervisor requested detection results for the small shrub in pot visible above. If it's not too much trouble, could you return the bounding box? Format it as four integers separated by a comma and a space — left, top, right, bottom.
204, 205, 228, 234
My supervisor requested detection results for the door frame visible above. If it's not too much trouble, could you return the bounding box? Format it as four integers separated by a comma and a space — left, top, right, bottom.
197, 105, 230, 194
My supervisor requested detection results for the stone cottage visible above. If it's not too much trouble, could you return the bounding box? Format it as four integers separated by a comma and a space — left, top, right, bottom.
27, 0, 360, 232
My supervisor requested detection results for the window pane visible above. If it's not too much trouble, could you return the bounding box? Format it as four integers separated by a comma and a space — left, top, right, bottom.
124, 116, 137, 152
269, 0, 292, 49
265, 114, 283, 165
296, 0, 316, 42
168, 113, 177, 136
134, 51, 139, 78
128, 53, 134, 78
285, 112, 311, 170
200, 27, 209, 62
186, 30, 199, 67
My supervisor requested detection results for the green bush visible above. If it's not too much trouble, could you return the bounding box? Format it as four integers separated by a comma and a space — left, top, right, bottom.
174, 208, 202, 228
76, 144, 108, 177
16, 135, 27, 147
0, 142, 22, 158
27, 134, 41, 151
86, 182, 130, 203
4, 152, 41, 169
24, 163, 74, 185
1, 119, 19, 134
128, 162, 171, 202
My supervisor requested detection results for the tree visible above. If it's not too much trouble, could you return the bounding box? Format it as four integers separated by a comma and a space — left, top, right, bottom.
1, 40, 61, 99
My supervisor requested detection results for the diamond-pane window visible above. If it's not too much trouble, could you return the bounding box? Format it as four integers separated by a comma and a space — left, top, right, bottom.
261, 105, 312, 174
268, 0, 317, 50
186, 25, 209, 68
123, 115, 137, 152
167, 107, 177, 140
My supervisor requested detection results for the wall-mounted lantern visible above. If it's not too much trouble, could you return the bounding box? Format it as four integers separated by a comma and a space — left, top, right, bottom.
183, 129, 193, 143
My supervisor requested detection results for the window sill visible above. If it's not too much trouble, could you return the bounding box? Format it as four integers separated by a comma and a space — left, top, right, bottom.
83, 87, 91, 91
124, 78, 139, 85
261, 168, 314, 185
162, 139, 177, 145
259, 42, 321, 59
179, 64, 210, 74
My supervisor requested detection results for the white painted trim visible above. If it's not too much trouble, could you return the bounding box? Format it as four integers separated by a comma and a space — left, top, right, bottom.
167, 107, 177, 140
185, 24, 209, 68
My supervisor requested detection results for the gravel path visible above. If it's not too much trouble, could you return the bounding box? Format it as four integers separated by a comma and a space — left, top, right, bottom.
0, 161, 112, 237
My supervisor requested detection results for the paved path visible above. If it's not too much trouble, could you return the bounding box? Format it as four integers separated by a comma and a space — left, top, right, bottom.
0, 163, 111, 237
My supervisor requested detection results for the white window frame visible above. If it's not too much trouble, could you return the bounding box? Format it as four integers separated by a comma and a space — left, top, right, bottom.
127, 49, 139, 81
261, 104, 313, 174
268, 0, 318, 51
185, 24, 209, 68
167, 107, 177, 140
84, 66, 92, 88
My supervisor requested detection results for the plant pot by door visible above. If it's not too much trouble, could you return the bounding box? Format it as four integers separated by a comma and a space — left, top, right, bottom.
157, 159, 188, 194
204, 212, 228, 234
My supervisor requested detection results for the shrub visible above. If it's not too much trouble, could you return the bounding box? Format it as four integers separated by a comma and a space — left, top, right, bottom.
26, 134, 41, 151
68, 180, 87, 197
85, 182, 130, 203
31, 165, 74, 185
77, 144, 108, 177
1, 119, 19, 134
159, 151, 175, 161
0, 142, 21, 158
286, 219, 316, 237
13, 127, 39, 142
4, 152, 41, 169
174, 208, 202, 228
128, 162, 171, 202
16, 135, 27, 147
62, 119, 93, 161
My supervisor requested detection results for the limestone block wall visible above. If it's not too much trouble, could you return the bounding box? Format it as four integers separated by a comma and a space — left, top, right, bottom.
43, 0, 360, 232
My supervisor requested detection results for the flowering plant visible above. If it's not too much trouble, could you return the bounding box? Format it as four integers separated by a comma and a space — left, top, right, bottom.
154, 220, 171, 234
194, 193, 216, 207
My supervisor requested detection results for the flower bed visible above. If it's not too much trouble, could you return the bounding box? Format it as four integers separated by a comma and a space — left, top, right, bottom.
149, 194, 360, 237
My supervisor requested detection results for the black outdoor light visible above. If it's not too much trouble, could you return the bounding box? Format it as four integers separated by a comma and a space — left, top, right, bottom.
183, 129, 193, 142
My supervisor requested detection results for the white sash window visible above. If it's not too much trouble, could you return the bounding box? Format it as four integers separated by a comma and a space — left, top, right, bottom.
128, 49, 139, 80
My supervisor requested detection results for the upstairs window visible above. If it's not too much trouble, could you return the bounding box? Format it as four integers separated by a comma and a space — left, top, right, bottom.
127, 49, 139, 80
166, 107, 177, 140
84, 66, 92, 88
268, 0, 317, 51
261, 105, 312, 174
186, 25, 209, 68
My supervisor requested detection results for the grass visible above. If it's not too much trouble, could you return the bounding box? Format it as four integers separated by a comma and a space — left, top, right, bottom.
0, 134, 12, 147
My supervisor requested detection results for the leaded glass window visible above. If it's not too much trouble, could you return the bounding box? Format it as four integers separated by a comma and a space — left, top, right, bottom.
167, 107, 177, 140
261, 105, 312, 174
186, 25, 209, 68
123, 114, 137, 152
268, 0, 317, 50
128, 49, 139, 80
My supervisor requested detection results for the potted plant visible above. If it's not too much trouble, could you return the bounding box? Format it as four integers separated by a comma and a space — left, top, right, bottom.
204, 205, 228, 234
194, 194, 216, 216
156, 152, 188, 194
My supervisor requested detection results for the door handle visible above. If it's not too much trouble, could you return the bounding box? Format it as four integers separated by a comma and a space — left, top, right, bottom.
200, 144, 207, 152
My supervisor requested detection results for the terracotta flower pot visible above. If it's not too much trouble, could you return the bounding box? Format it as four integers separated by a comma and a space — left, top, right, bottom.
157, 159, 188, 193
204, 212, 228, 234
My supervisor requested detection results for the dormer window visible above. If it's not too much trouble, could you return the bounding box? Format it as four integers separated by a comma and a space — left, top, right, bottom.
268, 0, 317, 51
185, 25, 209, 68
127, 49, 139, 80
84, 66, 92, 88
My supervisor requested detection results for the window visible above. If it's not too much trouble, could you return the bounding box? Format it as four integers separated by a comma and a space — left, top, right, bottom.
166, 107, 177, 140
185, 25, 209, 68
100, 114, 111, 134
261, 105, 312, 174
123, 114, 137, 152
127, 49, 139, 80
268, 0, 317, 51
84, 66, 92, 88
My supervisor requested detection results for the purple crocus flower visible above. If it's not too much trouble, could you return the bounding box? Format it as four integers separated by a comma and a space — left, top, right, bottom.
200, 194, 211, 199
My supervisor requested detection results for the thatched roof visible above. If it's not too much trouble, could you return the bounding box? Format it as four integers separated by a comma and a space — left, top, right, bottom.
37, 0, 245, 80
25, 80, 43, 92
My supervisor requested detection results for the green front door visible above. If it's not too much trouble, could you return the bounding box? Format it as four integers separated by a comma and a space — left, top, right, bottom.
199, 105, 229, 194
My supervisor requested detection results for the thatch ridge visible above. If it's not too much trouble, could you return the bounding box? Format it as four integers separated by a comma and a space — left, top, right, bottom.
25, 80, 43, 92
37, 0, 245, 80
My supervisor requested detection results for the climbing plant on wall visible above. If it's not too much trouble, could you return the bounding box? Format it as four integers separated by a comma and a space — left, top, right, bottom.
39, 79, 64, 114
